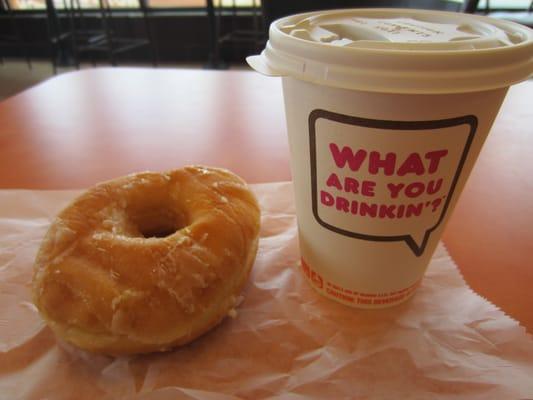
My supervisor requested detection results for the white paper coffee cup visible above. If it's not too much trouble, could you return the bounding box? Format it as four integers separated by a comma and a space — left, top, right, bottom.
248, 9, 533, 308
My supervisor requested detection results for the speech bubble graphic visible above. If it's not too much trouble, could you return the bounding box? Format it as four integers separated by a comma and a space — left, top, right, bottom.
309, 110, 477, 257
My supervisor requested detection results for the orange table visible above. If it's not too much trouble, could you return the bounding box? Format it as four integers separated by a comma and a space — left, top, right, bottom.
1, 68, 531, 332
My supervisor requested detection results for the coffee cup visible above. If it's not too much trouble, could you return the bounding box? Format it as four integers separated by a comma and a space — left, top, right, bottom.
248, 9, 533, 308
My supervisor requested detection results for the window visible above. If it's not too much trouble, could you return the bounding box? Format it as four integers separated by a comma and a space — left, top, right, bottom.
478, 0, 531, 10
151, 0, 258, 9
6, 0, 258, 10
5, 0, 530, 13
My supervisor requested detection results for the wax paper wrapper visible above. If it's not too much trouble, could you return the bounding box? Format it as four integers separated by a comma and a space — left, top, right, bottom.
1, 183, 532, 399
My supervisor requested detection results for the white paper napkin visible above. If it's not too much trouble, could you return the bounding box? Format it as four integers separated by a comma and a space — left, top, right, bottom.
0, 183, 532, 399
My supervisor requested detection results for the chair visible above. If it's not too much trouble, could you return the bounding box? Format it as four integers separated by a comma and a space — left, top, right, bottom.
46, 0, 158, 71
207, 0, 467, 69
0, 0, 32, 68
45, 0, 79, 73
207, 0, 265, 69
262, 0, 464, 29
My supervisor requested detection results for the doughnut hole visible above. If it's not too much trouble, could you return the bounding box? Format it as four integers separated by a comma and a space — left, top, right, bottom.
128, 205, 189, 239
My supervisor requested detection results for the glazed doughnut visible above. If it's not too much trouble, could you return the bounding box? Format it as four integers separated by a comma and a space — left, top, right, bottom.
32, 166, 260, 355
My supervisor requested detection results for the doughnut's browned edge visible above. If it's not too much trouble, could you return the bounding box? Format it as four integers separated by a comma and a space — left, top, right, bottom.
32, 166, 261, 355
45, 237, 258, 356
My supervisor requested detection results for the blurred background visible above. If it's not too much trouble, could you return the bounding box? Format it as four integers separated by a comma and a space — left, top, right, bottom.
1, 0, 532, 99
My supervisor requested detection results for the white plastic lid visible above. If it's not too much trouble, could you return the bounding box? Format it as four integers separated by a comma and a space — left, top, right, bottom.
247, 8, 533, 94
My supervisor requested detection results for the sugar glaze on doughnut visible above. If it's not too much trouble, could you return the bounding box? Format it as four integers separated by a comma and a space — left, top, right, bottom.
32, 166, 261, 355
